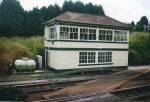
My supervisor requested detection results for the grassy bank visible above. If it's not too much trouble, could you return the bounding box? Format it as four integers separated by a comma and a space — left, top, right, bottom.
0, 36, 44, 72
129, 32, 150, 65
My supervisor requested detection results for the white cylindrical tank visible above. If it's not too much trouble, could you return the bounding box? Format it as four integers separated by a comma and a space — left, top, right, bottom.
14, 58, 36, 72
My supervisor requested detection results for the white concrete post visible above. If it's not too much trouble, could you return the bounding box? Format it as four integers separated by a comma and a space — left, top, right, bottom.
96, 27, 99, 41
56, 25, 60, 40
112, 30, 115, 41
78, 26, 80, 40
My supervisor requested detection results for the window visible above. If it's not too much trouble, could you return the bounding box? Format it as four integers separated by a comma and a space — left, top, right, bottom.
80, 28, 88, 40
98, 52, 112, 63
88, 52, 96, 63
80, 28, 96, 40
79, 52, 87, 63
60, 27, 69, 39
59, 26, 128, 42
79, 52, 96, 64
60, 26, 78, 40
99, 30, 113, 41
114, 31, 127, 42
70, 27, 78, 39
49, 27, 56, 39
89, 29, 96, 40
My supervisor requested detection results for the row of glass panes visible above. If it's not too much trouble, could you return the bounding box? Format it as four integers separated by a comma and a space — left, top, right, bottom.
79, 52, 112, 64
98, 52, 112, 63
114, 31, 127, 41
49, 26, 128, 42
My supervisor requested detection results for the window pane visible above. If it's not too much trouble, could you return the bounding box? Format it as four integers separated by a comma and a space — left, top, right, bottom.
98, 52, 112, 63
99, 30, 112, 41
114, 30, 127, 42
60, 27, 69, 39
70, 27, 78, 39
79, 52, 95, 64
89, 29, 96, 40
88, 52, 95, 63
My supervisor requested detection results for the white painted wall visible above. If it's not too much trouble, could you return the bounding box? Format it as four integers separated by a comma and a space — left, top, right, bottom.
44, 24, 129, 70
48, 50, 128, 70
47, 50, 58, 68
46, 41, 128, 49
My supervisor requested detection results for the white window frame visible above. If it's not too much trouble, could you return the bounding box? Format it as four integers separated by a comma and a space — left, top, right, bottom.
80, 28, 88, 40
60, 26, 79, 40
114, 30, 128, 42
98, 52, 112, 63
89, 29, 96, 40
58, 25, 128, 42
79, 52, 96, 64
70, 27, 78, 39
80, 27, 97, 40
88, 52, 96, 63
79, 52, 88, 64
49, 26, 57, 40
99, 29, 113, 41
60, 26, 69, 39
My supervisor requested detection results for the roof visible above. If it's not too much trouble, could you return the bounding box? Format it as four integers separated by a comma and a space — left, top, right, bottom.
45, 11, 129, 28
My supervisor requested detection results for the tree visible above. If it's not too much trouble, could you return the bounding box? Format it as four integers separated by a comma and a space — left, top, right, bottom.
73, 1, 85, 12
0, 0, 25, 36
141, 16, 148, 26
85, 3, 105, 15
135, 16, 148, 31
0, 0, 105, 36
62, 1, 105, 15
129, 21, 135, 32
62, 1, 74, 12
46, 4, 61, 20
27, 8, 43, 36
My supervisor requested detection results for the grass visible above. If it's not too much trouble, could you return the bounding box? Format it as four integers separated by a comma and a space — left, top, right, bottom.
0, 36, 44, 73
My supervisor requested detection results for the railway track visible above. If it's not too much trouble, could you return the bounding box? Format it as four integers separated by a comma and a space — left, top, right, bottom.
118, 70, 150, 89
0, 69, 140, 94
36, 69, 150, 102
36, 84, 150, 102
0, 75, 100, 94
1, 69, 150, 102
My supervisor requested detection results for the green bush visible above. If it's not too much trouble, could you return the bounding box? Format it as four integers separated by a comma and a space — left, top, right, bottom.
0, 37, 43, 73
129, 32, 150, 65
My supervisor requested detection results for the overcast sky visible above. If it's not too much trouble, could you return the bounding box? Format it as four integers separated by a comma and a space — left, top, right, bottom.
1, 0, 150, 23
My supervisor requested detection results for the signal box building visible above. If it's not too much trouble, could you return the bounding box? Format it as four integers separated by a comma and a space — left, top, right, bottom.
44, 12, 129, 70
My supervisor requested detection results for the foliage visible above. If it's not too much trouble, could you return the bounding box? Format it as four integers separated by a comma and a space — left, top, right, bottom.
129, 32, 150, 65
0, 0, 105, 36
129, 16, 149, 32
0, 37, 43, 72
129, 21, 135, 32
62, 1, 105, 15
135, 16, 148, 31
0, 0, 25, 36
